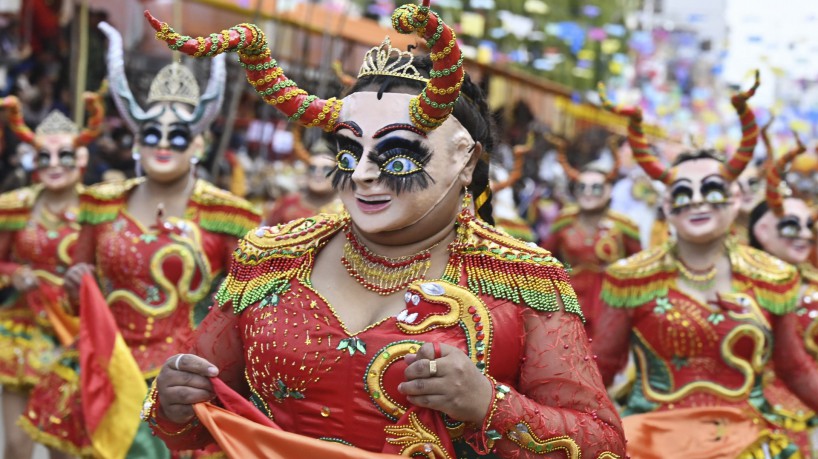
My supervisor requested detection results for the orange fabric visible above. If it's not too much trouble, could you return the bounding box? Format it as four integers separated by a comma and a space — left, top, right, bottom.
26, 281, 79, 346
194, 378, 401, 459
622, 406, 762, 459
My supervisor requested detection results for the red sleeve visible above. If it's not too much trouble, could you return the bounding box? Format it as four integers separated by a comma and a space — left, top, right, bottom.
150, 299, 247, 450
772, 312, 818, 412
624, 233, 642, 257
465, 304, 626, 458
0, 231, 19, 287
591, 304, 632, 387
74, 225, 96, 265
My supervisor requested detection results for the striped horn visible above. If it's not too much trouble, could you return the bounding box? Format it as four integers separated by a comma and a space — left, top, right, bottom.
145, 11, 342, 132
722, 70, 760, 181
545, 133, 579, 182
605, 135, 623, 182
766, 131, 805, 217
74, 83, 108, 147
391, 0, 464, 132
1, 96, 39, 148
598, 83, 670, 184
492, 132, 534, 192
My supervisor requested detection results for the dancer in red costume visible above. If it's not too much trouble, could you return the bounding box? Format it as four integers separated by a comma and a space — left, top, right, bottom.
140, 1, 626, 457
749, 133, 818, 455
0, 92, 103, 459
19, 22, 260, 458
595, 74, 818, 458
540, 135, 641, 337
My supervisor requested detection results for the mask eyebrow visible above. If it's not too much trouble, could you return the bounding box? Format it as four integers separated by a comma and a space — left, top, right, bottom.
373, 123, 427, 139
333, 121, 362, 137
702, 173, 727, 183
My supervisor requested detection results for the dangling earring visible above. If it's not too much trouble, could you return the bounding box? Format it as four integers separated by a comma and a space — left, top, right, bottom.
132, 147, 143, 177
462, 187, 473, 210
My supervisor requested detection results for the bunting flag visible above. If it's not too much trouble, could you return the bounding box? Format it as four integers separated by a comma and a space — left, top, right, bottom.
194, 378, 404, 459
79, 273, 147, 459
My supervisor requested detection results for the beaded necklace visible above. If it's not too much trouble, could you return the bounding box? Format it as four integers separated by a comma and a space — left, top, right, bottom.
675, 258, 718, 291
341, 226, 443, 296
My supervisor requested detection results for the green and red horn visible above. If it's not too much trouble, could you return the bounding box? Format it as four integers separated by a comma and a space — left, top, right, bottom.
145, 11, 342, 132
1, 96, 39, 148
598, 83, 670, 184
766, 131, 805, 217
391, 0, 464, 132
545, 133, 579, 182
74, 83, 107, 147
722, 70, 760, 181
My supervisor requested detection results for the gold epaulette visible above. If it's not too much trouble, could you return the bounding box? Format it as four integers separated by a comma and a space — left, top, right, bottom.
601, 242, 676, 308
78, 178, 143, 225
0, 185, 42, 231
800, 264, 818, 287
216, 213, 348, 313
188, 180, 262, 239
731, 244, 800, 314
444, 215, 583, 318
606, 210, 641, 241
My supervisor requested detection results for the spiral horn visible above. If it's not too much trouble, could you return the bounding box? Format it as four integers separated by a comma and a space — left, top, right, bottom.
722, 70, 760, 181
598, 83, 670, 184
766, 131, 805, 217
390, 0, 464, 132
74, 83, 108, 147
1, 96, 39, 148
545, 133, 579, 182
605, 135, 623, 182
145, 12, 342, 132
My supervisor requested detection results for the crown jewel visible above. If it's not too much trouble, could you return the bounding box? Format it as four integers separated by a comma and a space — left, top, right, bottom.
35, 111, 79, 137
357, 37, 428, 83
147, 63, 201, 106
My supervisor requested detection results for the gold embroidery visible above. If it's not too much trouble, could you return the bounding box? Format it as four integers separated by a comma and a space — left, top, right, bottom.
384, 411, 452, 459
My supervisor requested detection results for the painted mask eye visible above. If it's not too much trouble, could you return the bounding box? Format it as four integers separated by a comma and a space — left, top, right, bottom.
779, 222, 800, 238
36, 152, 51, 169
168, 130, 191, 152
704, 189, 727, 204
591, 183, 605, 196
336, 151, 358, 172
670, 186, 693, 209
58, 149, 77, 168
382, 156, 420, 175
141, 127, 162, 147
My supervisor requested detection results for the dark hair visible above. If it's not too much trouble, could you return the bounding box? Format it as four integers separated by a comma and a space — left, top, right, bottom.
671, 149, 725, 167
345, 55, 497, 224
747, 201, 769, 250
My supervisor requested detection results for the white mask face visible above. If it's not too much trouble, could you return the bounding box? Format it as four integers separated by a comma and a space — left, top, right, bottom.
331, 92, 477, 235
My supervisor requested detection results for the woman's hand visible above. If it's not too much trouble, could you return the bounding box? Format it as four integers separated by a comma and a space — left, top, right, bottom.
11, 266, 38, 292
63, 263, 95, 301
156, 354, 220, 424
398, 342, 492, 424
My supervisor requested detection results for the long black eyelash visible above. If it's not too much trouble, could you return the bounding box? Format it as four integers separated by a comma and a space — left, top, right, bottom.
367, 142, 435, 195
379, 170, 434, 195
327, 138, 362, 191
701, 180, 731, 198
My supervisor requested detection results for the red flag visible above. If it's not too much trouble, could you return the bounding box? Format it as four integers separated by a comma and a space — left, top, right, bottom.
79, 273, 146, 459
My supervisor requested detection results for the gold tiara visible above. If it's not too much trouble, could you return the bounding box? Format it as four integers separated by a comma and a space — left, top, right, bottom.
147, 63, 200, 106
35, 111, 79, 137
357, 37, 428, 82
